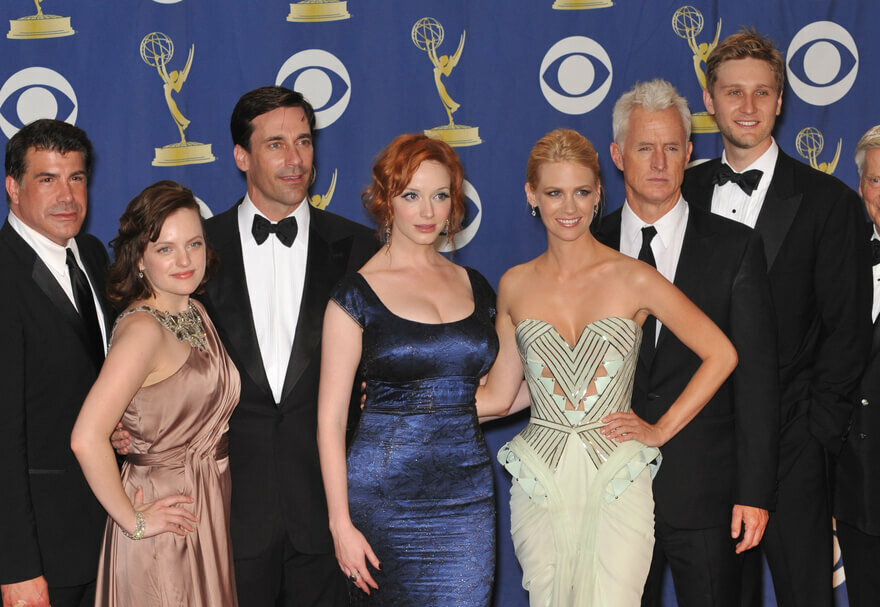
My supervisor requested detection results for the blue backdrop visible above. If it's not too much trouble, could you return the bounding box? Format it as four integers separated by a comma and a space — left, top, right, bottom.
4, 1, 873, 604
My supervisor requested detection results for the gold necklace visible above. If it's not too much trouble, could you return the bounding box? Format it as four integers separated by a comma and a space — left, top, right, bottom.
116, 300, 207, 351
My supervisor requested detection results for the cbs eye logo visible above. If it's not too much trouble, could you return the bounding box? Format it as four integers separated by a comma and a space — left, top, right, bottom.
435, 180, 482, 252
276, 50, 351, 129
539, 36, 613, 115
0, 67, 78, 139
786, 21, 858, 106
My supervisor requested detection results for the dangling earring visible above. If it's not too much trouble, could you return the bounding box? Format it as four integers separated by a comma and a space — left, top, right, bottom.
530, 206, 537, 217
593, 204, 599, 218
384, 221, 392, 246
138, 271, 144, 279
444, 218, 450, 234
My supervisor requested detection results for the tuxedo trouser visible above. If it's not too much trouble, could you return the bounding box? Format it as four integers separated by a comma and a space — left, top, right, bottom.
741, 437, 832, 607
233, 533, 347, 607
641, 517, 742, 607
48, 580, 95, 607
835, 519, 880, 607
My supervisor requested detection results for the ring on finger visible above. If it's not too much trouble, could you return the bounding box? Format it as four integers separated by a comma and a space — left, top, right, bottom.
349, 571, 359, 582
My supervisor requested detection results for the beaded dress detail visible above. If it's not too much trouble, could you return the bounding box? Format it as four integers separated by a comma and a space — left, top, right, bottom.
499, 317, 661, 606
95, 299, 240, 606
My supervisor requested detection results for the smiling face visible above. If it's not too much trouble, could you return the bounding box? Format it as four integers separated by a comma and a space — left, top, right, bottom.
138, 207, 206, 306
5, 148, 88, 246
233, 106, 314, 221
389, 160, 453, 247
526, 160, 600, 242
610, 106, 692, 220
704, 57, 782, 169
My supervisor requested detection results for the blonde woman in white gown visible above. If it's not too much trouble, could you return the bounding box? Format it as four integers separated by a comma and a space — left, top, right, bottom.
477, 129, 737, 606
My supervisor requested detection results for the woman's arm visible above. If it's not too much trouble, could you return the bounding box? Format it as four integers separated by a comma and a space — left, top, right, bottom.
602, 265, 738, 447
70, 315, 198, 538
475, 273, 528, 419
317, 301, 379, 595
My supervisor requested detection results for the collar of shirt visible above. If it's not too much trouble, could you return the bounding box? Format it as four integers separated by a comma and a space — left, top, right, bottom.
713, 139, 779, 227
7, 209, 78, 281
237, 193, 311, 249
872, 229, 880, 322
620, 196, 688, 282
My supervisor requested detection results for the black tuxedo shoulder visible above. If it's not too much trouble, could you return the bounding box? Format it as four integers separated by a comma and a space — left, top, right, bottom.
310, 206, 376, 243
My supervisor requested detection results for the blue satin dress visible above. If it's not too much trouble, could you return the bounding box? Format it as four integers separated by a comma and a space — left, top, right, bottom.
331, 267, 499, 606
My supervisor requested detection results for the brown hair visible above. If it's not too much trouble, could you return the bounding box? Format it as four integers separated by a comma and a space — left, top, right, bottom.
362, 134, 466, 246
107, 180, 218, 307
705, 28, 785, 95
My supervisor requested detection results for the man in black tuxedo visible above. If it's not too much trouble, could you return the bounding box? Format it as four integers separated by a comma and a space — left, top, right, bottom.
833, 124, 880, 607
595, 79, 778, 607
0, 120, 111, 607
681, 30, 872, 607
203, 87, 375, 605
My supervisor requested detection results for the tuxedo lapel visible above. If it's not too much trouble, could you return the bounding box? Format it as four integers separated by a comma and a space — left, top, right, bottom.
207, 207, 273, 397
754, 153, 801, 271
1, 222, 99, 357
280, 210, 340, 403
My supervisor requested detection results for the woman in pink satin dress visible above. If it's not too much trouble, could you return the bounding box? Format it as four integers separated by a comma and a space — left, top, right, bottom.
72, 180, 240, 606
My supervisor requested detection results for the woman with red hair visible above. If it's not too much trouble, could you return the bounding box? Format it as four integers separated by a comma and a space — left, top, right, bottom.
317, 134, 498, 605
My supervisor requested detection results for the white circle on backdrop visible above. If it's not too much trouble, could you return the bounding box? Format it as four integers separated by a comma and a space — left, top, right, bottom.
559, 55, 594, 96
786, 21, 858, 106
539, 36, 613, 115
17, 87, 58, 125
276, 50, 351, 129
435, 180, 481, 252
0, 67, 78, 138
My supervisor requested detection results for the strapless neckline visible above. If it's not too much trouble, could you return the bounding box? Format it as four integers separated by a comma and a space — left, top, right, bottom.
515, 317, 641, 350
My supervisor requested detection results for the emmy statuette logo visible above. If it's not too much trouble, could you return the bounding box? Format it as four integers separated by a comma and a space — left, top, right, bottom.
310, 168, 338, 210
412, 17, 481, 147
288, 0, 350, 22
140, 33, 215, 167
552, 0, 612, 9
672, 5, 720, 134
8, 0, 74, 39
796, 127, 841, 175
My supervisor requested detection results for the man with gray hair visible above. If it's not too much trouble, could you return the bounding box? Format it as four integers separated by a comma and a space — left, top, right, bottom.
596, 78, 779, 607
833, 124, 880, 607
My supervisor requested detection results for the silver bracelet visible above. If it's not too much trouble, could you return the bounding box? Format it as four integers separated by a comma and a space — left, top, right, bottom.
121, 511, 146, 540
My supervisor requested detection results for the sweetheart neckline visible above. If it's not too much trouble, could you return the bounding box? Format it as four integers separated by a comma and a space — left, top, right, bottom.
515, 317, 640, 350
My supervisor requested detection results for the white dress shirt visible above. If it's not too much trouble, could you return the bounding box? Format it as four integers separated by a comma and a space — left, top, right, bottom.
710, 139, 779, 228
8, 211, 108, 350
871, 228, 880, 323
620, 197, 689, 344
237, 195, 311, 404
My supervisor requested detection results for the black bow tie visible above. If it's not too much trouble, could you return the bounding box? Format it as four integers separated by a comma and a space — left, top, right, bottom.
872, 239, 880, 266
712, 163, 764, 196
252, 215, 297, 247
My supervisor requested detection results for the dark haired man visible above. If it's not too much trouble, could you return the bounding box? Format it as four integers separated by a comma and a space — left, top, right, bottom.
0, 119, 111, 607
682, 29, 872, 607
156, 86, 374, 605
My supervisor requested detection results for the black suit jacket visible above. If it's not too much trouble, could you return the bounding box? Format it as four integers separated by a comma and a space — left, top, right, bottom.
0, 220, 110, 586
596, 204, 778, 528
834, 225, 880, 536
683, 151, 872, 473
200, 202, 377, 557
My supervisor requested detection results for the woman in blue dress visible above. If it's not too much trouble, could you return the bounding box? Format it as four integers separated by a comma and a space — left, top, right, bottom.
317, 134, 499, 605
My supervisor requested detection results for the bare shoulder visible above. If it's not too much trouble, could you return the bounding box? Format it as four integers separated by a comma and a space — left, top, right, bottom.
110, 309, 165, 352
499, 259, 538, 293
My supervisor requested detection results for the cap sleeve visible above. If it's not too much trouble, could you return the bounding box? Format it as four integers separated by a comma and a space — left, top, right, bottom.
329, 272, 368, 328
